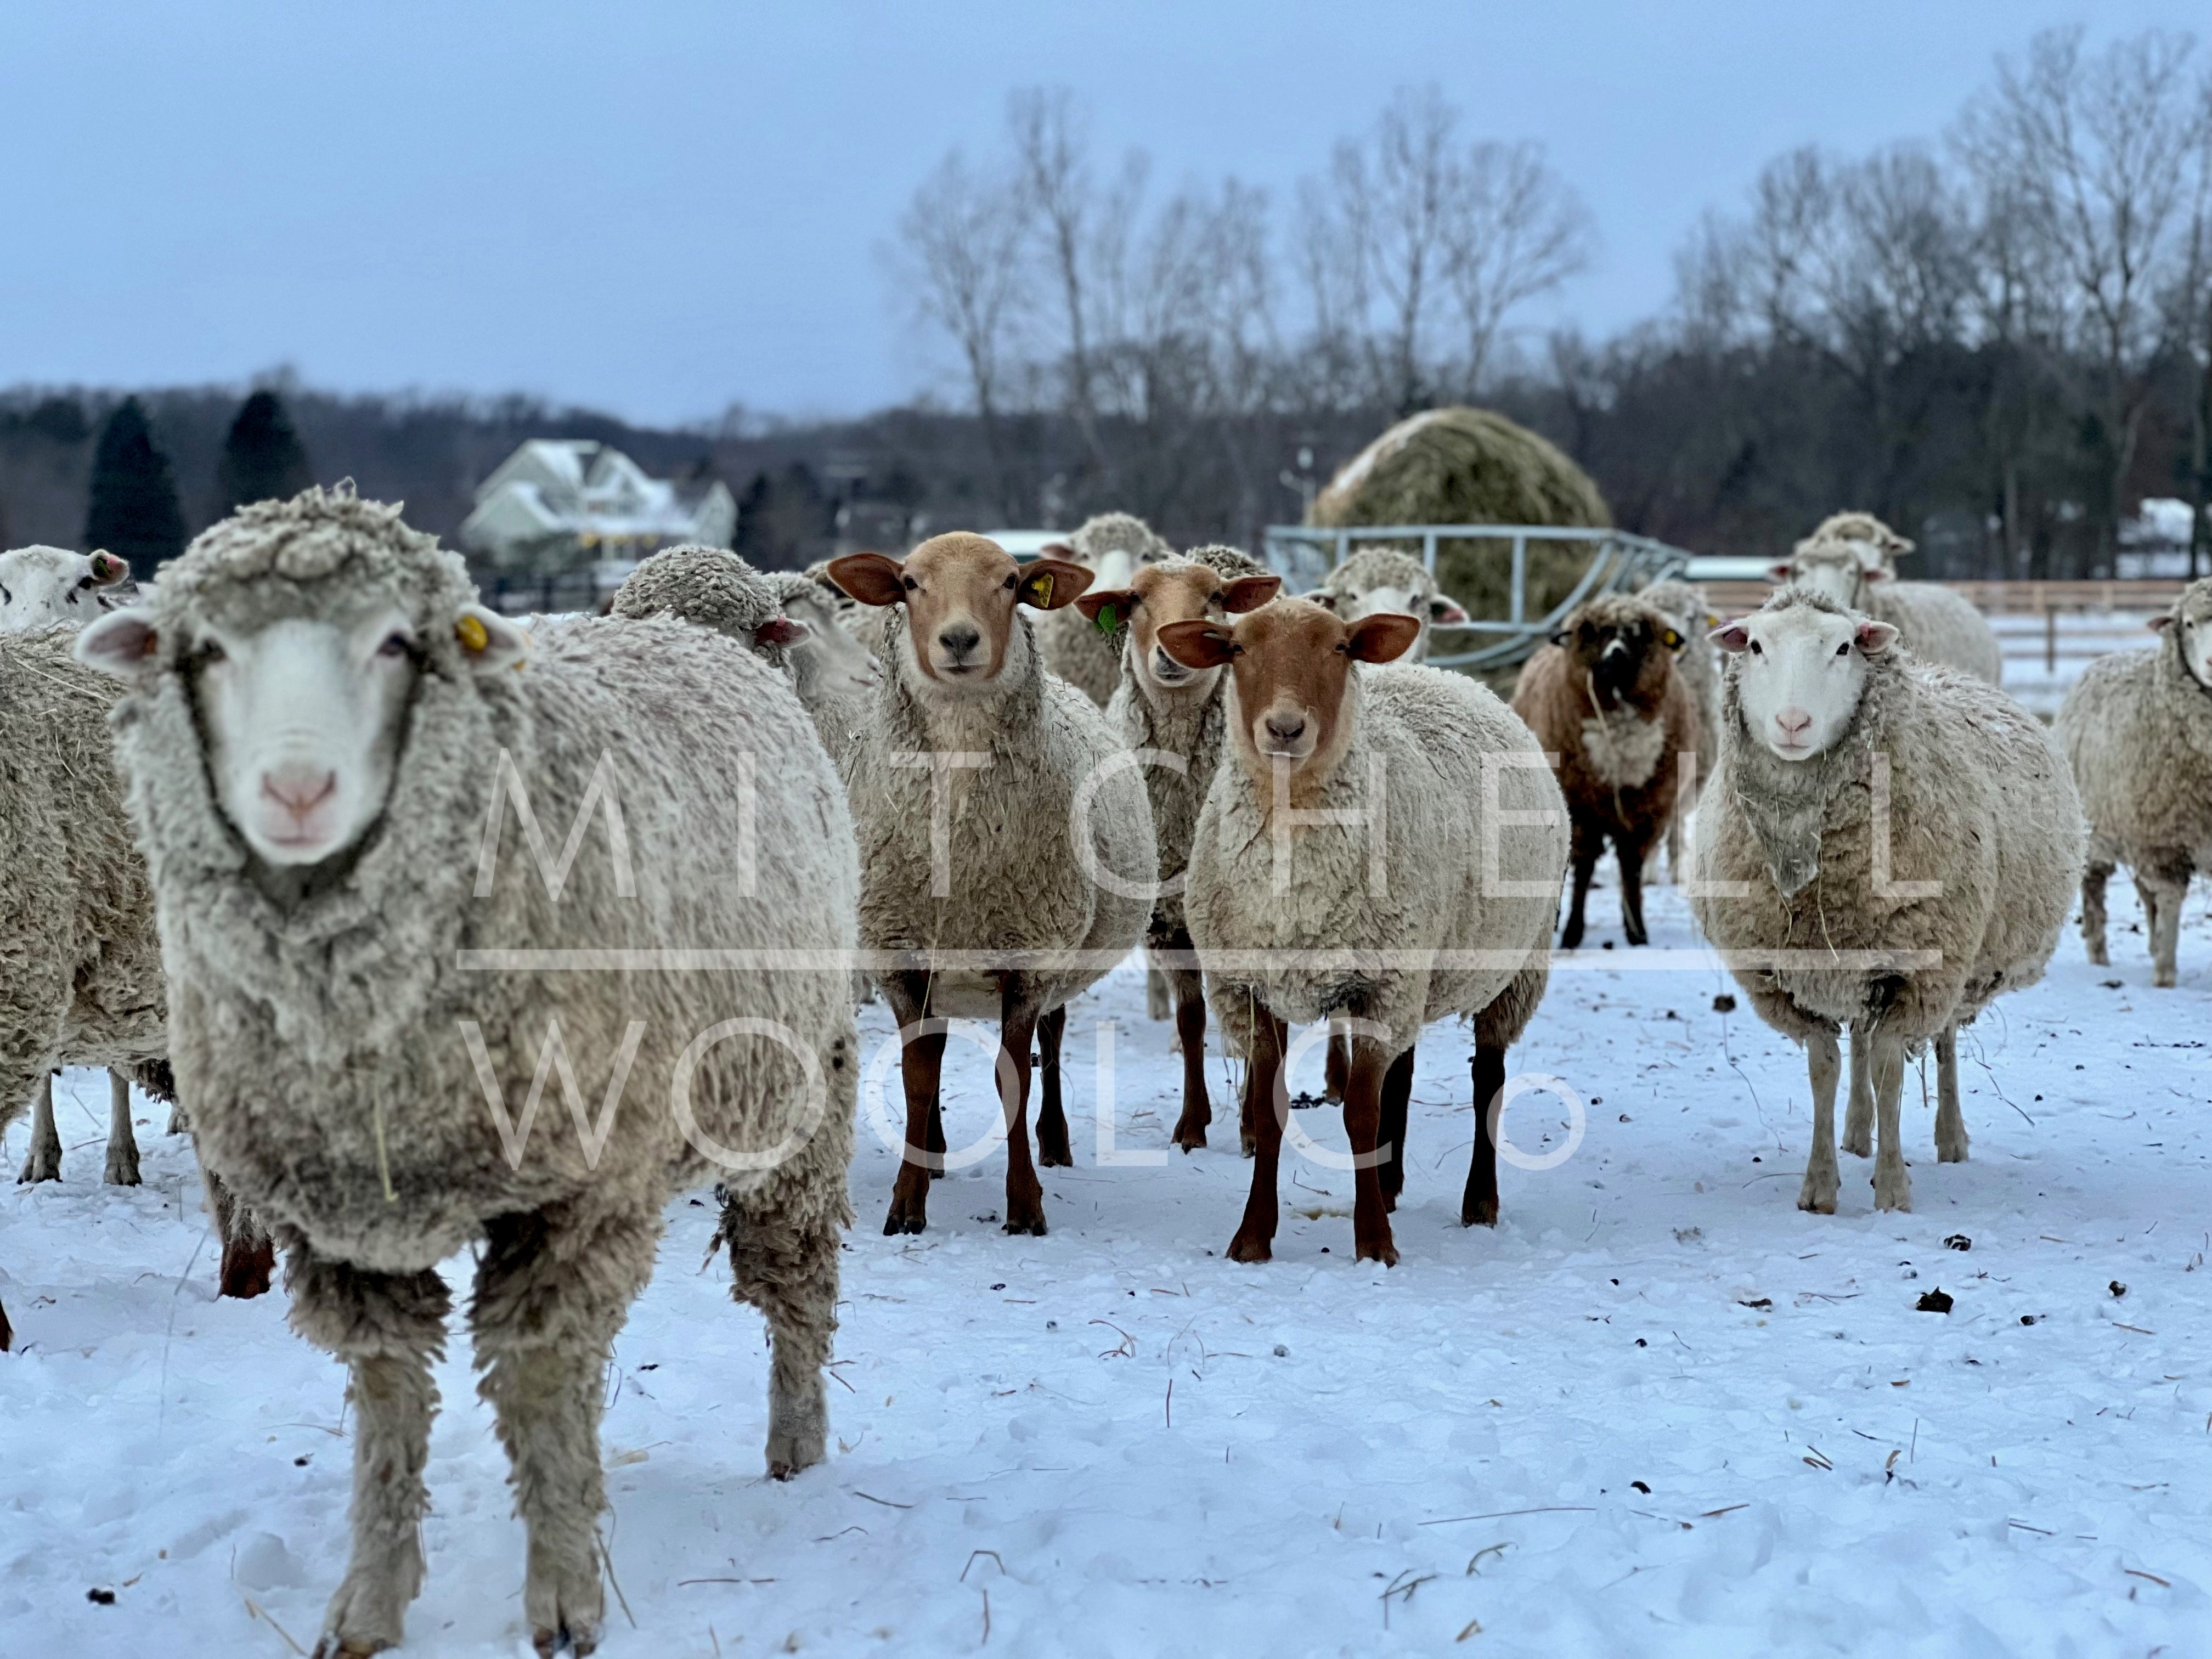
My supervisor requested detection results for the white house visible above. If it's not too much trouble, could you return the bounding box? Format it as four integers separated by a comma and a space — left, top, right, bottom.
459, 440, 736, 569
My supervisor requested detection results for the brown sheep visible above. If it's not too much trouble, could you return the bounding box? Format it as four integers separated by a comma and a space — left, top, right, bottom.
1511, 594, 1696, 949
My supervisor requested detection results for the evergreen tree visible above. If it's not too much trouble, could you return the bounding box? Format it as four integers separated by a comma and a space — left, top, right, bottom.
84, 398, 187, 573
217, 389, 313, 512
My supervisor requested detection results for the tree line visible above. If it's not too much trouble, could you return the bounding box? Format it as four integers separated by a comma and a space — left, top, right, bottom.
3, 25, 2205, 580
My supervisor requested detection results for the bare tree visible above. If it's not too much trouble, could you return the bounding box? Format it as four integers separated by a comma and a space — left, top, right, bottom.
888, 149, 1034, 517
1447, 140, 1594, 392
1959, 26, 2210, 568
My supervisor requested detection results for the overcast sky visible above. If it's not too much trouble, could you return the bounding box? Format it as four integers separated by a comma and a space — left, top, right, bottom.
1, 2, 2201, 427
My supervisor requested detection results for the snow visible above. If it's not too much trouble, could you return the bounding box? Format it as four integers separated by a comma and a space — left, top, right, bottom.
3, 881, 2208, 1656
1989, 614, 2168, 719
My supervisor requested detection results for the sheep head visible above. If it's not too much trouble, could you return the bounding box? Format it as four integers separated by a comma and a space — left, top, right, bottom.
2149, 577, 2212, 691
828, 534, 1090, 693
1159, 596, 1418, 781
0, 545, 133, 632
1548, 595, 1683, 712
1712, 595, 1898, 762
76, 485, 526, 868
1075, 563, 1279, 699
1308, 552, 1467, 662
1771, 537, 1894, 607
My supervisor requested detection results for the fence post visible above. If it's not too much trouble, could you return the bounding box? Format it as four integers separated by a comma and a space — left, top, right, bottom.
2044, 601, 2056, 676
1510, 534, 1528, 623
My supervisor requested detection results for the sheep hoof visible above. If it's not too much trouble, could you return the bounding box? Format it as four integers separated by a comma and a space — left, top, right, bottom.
1225, 1230, 1272, 1263
1171, 1111, 1209, 1152
1355, 1239, 1400, 1267
1460, 1198, 1498, 1228
1002, 1210, 1048, 1237
103, 1149, 141, 1186
1872, 1164, 1912, 1212
17, 1149, 59, 1185
2085, 946, 2108, 967
2154, 968, 2176, 989
1936, 1140, 1969, 1165
1796, 1181, 1837, 1216
533, 1624, 598, 1658
1239, 1136, 1257, 1159
1036, 1142, 1074, 1170
1841, 1126, 1872, 1159
312, 1638, 394, 1659
221, 1234, 275, 1299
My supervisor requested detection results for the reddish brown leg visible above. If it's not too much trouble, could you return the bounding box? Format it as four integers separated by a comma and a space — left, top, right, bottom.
1344, 1036, 1400, 1265
1034, 1004, 1072, 1168
998, 977, 1048, 1235
1167, 955, 1212, 1151
1464, 1045, 1505, 1227
1226, 1005, 1289, 1262
926, 1087, 946, 1180
1378, 1046, 1414, 1212
882, 973, 945, 1234
0, 1290, 12, 1352
209, 1168, 274, 1299
1323, 1025, 1350, 1104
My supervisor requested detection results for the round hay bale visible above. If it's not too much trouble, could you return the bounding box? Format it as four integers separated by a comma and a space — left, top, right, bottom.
1307, 407, 1612, 627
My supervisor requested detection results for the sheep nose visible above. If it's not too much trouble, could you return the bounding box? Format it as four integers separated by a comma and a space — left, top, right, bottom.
261, 766, 337, 821
1775, 707, 1813, 740
1264, 713, 1307, 747
938, 623, 981, 657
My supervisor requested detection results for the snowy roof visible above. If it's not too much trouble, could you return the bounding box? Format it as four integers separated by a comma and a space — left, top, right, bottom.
460, 441, 735, 559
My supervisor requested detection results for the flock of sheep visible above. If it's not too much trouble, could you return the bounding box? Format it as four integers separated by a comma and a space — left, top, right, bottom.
0, 492, 2204, 1656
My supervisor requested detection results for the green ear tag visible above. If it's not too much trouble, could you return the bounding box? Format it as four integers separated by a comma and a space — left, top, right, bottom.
1094, 603, 1118, 636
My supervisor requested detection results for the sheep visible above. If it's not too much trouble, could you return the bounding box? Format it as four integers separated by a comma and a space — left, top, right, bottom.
0, 545, 151, 1186
1160, 597, 1568, 1262
1690, 588, 2082, 1214
1511, 594, 1698, 949
2055, 576, 2212, 988
77, 484, 860, 1658
766, 569, 882, 758
828, 532, 1157, 1237
0, 629, 272, 1350
1638, 578, 1721, 884
1032, 511, 1174, 706
1771, 514, 2004, 684
1071, 549, 1283, 1149
1306, 545, 1470, 664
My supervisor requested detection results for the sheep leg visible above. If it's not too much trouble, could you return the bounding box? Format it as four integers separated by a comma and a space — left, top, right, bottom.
2079, 860, 2112, 967
881, 974, 944, 1234
1167, 957, 1214, 1152
1226, 1006, 1290, 1263
102, 1069, 141, 1187
1376, 1046, 1414, 1214
1343, 1036, 1400, 1266
473, 1207, 657, 1659
926, 1089, 946, 1180
19, 1075, 61, 1184
166, 1102, 189, 1136
1034, 1004, 1073, 1168
206, 1163, 275, 1299
1869, 1028, 1911, 1212
1933, 1026, 1967, 1163
996, 980, 1048, 1236
290, 1248, 449, 1659
1561, 830, 1601, 950
1146, 961, 1172, 1022
1616, 831, 1652, 947
1322, 1023, 1350, 1104
1797, 1027, 1841, 1214
720, 1197, 840, 1479
1841, 1023, 1874, 1159
2140, 866, 2187, 989
1465, 1045, 1505, 1227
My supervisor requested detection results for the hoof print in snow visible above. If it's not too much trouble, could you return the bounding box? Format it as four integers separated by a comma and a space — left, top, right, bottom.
86, 1588, 115, 1606
1915, 1288, 1954, 1314
1711, 994, 1736, 1013
2109, 1280, 2128, 1298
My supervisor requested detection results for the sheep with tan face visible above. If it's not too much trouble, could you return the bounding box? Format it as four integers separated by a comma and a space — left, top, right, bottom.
79, 484, 861, 1658
2055, 576, 2212, 987
1691, 588, 2081, 1216
1031, 511, 1175, 706
1075, 550, 1282, 1150
1159, 597, 1567, 1264
830, 532, 1158, 1238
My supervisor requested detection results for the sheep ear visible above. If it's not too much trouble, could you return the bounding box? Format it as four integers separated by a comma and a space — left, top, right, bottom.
2148, 614, 2175, 633
1709, 622, 1751, 654
1548, 629, 1571, 648
827, 552, 906, 607
1431, 597, 1469, 624
1222, 574, 1281, 613
75, 608, 160, 680
1018, 558, 1093, 611
756, 616, 809, 649
1074, 586, 1133, 626
88, 550, 129, 586
1157, 619, 1238, 669
456, 604, 529, 674
1853, 619, 1899, 654
1038, 542, 1075, 561
1765, 561, 1795, 583
1345, 613, 1421, 664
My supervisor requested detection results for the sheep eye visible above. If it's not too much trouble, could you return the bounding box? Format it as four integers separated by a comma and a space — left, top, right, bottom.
76, 574, 97, 589
1749, 640, 1763, 656
198, 640, 227, 664
377, 631, 414, 659
1835, 642, 1850, 657
901, 576, 918, 592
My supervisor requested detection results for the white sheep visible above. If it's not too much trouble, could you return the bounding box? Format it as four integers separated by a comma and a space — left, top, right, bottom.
1771, 515, 2003, 684
1160, 597, 1567, 1261
830, 533, 1157, 1236
79, 485, 860, 1658
2055, 576, 2212, 987
1691, 589, 2082, 1214
1306, 545, 1470, 665
1071, 548, 1282, 1149
1638, 577, 1721, 883
1032, 511, 1174, 706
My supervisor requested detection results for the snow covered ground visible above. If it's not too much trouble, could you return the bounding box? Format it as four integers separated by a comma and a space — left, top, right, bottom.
3, 878, 2207, 1657
1988, 612, 2168, 719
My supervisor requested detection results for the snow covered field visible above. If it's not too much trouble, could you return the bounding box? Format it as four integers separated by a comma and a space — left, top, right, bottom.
2, 879, 2207, 1657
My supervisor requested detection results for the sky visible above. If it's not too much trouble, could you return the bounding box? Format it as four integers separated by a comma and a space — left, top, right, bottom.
0, 1, 2203, 428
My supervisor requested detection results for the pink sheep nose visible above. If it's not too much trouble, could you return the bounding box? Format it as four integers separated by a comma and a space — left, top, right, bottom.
1774, 707, 1813, 743
261, 766, 337, 822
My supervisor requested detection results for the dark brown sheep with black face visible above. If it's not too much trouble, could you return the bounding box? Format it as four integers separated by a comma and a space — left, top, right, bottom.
1511, 594, 1697, 948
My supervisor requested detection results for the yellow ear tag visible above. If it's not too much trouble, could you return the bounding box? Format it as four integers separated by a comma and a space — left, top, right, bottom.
1029, 572, 1054, 607
455, 614, 489, 653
